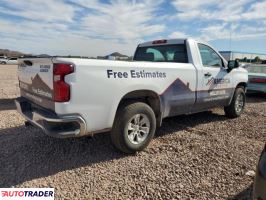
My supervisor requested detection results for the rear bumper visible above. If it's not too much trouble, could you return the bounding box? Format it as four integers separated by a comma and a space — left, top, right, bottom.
15, 97, 87, 138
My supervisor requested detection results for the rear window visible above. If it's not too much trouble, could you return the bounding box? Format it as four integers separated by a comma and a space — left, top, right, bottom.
248, 66, 266, 74
134, 44, 188, 63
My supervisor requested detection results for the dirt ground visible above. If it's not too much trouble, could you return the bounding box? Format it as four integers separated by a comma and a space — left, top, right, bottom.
0, 65, 265, 199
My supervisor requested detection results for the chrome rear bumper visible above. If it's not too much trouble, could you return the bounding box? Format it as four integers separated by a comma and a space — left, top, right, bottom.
15, 97, 87, 138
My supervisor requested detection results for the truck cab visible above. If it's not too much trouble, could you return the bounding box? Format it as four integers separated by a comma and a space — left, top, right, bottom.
133, 39, 247, 116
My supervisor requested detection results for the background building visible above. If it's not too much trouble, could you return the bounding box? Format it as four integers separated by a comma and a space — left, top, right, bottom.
97, 52, 131, 60
219, 51, 266, 63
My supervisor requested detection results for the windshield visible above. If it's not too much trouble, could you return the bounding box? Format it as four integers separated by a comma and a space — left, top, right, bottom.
134, 44, 188, 63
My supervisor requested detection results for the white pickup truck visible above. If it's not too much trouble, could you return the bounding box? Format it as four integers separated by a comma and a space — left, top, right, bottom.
16, 38, 248, 153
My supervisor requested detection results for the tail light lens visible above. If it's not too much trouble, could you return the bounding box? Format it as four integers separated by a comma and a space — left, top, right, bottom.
249, 78, 266, 83
152, 39, 167, 44
53, 63, 74, 102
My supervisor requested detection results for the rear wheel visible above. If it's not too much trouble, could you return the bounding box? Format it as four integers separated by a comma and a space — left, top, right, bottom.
1, 61, 6, 65
111, 102, 156, 153
224, 87, 246, 118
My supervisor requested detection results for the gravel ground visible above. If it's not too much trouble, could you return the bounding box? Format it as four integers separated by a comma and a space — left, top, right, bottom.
0, 65, 265, 199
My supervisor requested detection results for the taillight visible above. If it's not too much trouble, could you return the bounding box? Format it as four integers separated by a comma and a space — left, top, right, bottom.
152, 39, 167, 44
249, 78, 266, 83
53, 63, 74, 102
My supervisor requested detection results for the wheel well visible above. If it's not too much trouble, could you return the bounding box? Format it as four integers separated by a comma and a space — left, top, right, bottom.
237, 82, 247, 88
236, 82, 247, 91
117, 90, 162, 127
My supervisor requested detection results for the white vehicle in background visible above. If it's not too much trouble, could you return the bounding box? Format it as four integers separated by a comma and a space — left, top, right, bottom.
247, 65, 266, 93
0, 57, 18, 65
7, 57, 18, 65
15, 38, 248, 153
0, 56, 8, 64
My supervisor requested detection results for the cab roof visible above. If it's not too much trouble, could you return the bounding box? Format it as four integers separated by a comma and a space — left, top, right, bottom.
138, 38, 189, 47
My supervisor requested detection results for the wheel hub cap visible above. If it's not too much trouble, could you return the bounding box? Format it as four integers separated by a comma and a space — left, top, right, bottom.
235, 93, 244, 113
126, 114, 150, 145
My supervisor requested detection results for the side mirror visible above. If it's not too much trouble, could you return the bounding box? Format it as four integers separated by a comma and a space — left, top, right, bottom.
227, 60, 239, 72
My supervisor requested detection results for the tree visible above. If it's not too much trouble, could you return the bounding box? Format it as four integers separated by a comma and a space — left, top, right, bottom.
254, 56, 261, 63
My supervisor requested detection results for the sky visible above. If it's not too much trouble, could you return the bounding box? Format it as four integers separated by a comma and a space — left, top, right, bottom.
0, 0, 266, 57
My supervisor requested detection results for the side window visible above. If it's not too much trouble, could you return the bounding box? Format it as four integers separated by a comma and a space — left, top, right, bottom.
198, 44, 223, 67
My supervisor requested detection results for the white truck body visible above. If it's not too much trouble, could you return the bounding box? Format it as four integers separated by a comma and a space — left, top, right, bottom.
16, 38, 248, 142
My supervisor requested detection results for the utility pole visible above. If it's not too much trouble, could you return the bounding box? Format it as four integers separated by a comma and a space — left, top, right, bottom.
229, 27, 232, 60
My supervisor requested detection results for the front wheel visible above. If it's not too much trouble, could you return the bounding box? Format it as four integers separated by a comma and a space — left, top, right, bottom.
111, 102, 156, 153
224, 87, 246, 118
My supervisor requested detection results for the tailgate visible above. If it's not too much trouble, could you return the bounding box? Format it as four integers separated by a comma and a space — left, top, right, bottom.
18, 58, 55, 111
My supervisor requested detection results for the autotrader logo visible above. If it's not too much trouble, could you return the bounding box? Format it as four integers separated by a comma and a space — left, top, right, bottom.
0, 188, 54, 200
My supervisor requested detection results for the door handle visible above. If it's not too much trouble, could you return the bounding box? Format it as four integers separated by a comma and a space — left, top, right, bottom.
204, 72, 212, 77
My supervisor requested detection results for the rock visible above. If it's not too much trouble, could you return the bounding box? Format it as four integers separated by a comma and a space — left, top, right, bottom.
245, 170, 256, 177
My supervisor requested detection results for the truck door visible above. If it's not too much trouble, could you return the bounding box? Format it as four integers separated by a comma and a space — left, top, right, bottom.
194, 43, 234, 111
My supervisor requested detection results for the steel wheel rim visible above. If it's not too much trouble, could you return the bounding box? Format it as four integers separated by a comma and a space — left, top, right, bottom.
235, 93, 244, 113
126, 114, 150, 145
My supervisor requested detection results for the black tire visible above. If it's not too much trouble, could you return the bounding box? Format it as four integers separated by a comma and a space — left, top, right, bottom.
224, 87, 246, 118
1, 61, 6, 65
25, 121, 33, 127
111, 102, 156, 153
